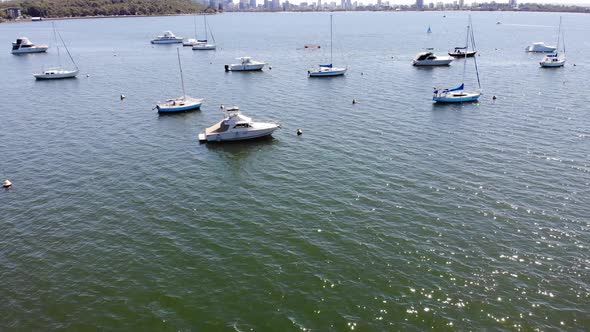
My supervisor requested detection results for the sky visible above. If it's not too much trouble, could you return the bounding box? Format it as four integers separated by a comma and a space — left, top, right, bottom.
291, 0, 590, 4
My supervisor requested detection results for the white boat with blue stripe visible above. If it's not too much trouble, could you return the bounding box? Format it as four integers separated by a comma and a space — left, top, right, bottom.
156, 48, 204, 114
433, 16, 481, 104
308, 15, 347, 78
151, 31, 183, 44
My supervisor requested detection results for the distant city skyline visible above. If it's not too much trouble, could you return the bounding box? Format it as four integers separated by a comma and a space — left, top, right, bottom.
260, 0, 590, 4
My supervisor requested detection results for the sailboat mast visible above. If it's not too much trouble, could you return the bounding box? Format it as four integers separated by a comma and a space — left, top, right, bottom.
556, 16, 562, 55
461, 24, 469, 83
57, 31, 78, 70
204, 15, 208, 41
330, 14, 333, 65
177, 48, 186, 99
194, 14, 197, 40
52, 22, 61, 67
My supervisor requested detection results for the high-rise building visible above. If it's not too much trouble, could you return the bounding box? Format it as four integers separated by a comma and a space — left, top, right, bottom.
416, 0, 424, 9
250, 0, 256, 7
341, 0, 345, 9
377, 0, 381, 6
458, 0, 464, 7
509, 0, 517, 7
317, 0, 321, 9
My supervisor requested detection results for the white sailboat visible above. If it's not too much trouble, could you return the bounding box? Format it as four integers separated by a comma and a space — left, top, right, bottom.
433, 16, 481, 103
192, 15, 216, 51
308, 15, 347, 77
183, 15, 200, 46
540, 17, 566, 68
33, 23, 78, 80
156, 48, 204, 113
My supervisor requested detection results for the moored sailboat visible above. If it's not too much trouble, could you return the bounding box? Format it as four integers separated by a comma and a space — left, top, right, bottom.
540, 17, 566, 68
308, 15, 347, 77
156, 48, 204, 113
33, 23, 78, 80
433, 16, 481, 103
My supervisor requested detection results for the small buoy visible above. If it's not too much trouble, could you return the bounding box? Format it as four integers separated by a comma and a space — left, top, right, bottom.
220, 104, 224, 109
3, 179, 12, 188
120, 94, 125, 100
492, 95, 497, 100
296, 128, 303, 136
573, 63, 576, 66
361, 72, 363, 76
352, 99, 357, 104
269, 66, 272, 70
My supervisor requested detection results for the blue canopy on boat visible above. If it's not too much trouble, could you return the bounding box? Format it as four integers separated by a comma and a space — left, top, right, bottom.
448, 83, 464, 91
319, 64, 333, 68
198, 39, 207, 43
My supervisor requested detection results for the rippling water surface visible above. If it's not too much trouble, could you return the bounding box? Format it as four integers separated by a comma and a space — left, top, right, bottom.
1, 11, 589, 330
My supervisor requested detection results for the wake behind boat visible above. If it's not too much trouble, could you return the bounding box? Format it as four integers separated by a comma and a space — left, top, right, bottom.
12, 37, 48, 54
198, 106, 280, 143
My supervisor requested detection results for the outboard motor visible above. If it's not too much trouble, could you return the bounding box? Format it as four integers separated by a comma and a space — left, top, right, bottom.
224, 65, 230, 72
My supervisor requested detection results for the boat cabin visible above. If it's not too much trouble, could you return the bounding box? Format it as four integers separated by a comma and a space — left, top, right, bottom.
415, 52, 436, 61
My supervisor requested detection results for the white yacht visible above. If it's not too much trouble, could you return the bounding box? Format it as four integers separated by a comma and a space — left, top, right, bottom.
525, 42, 556, 53
11, 37, 48, 54
225, 57, 266, 71
183, 38, 200, 47
198, 107, 280, 143
151, 31, 183, 44
308, 15, 347, 77
412, 51, 453, 66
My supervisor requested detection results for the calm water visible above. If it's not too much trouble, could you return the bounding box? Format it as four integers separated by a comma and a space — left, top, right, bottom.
1, 11, 589, 330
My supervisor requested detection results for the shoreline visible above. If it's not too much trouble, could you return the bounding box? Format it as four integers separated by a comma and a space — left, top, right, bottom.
2, 8, 588, 24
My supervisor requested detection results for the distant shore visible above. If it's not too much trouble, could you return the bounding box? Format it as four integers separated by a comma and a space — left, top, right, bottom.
2, 7, 589, 25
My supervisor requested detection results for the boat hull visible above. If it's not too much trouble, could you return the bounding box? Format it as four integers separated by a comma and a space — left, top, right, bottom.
12, 47, 48, 54
151, 39, 183, 44
226, 63, 265, 71
34, 69, 79, 80
192, 44, 216, 50
540, 60, 565, 67
448, 51, 476, 57
433, 91, 481, 103
200, 127, 278, 142
308, 67, 347, 77
413, 59, 453, 66
156, 98, 203, 113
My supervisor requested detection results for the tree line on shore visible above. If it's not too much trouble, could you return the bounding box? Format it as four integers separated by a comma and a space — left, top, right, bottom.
1, 0, 210, 20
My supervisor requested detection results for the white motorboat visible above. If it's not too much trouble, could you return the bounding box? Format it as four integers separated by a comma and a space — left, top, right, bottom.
11, 37, 48, 54
151, 31, 183, 44
225, 57, 266, 72
156, 48, 204, 113
308, 15, 347, 77
198, 107, 280, 143
525, 42, 556, 53
540, 17, 566, 68
192, 15, 216, 51
413, 50, 453, 66
433, 16, 482, 104
34, 23, 79, 80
